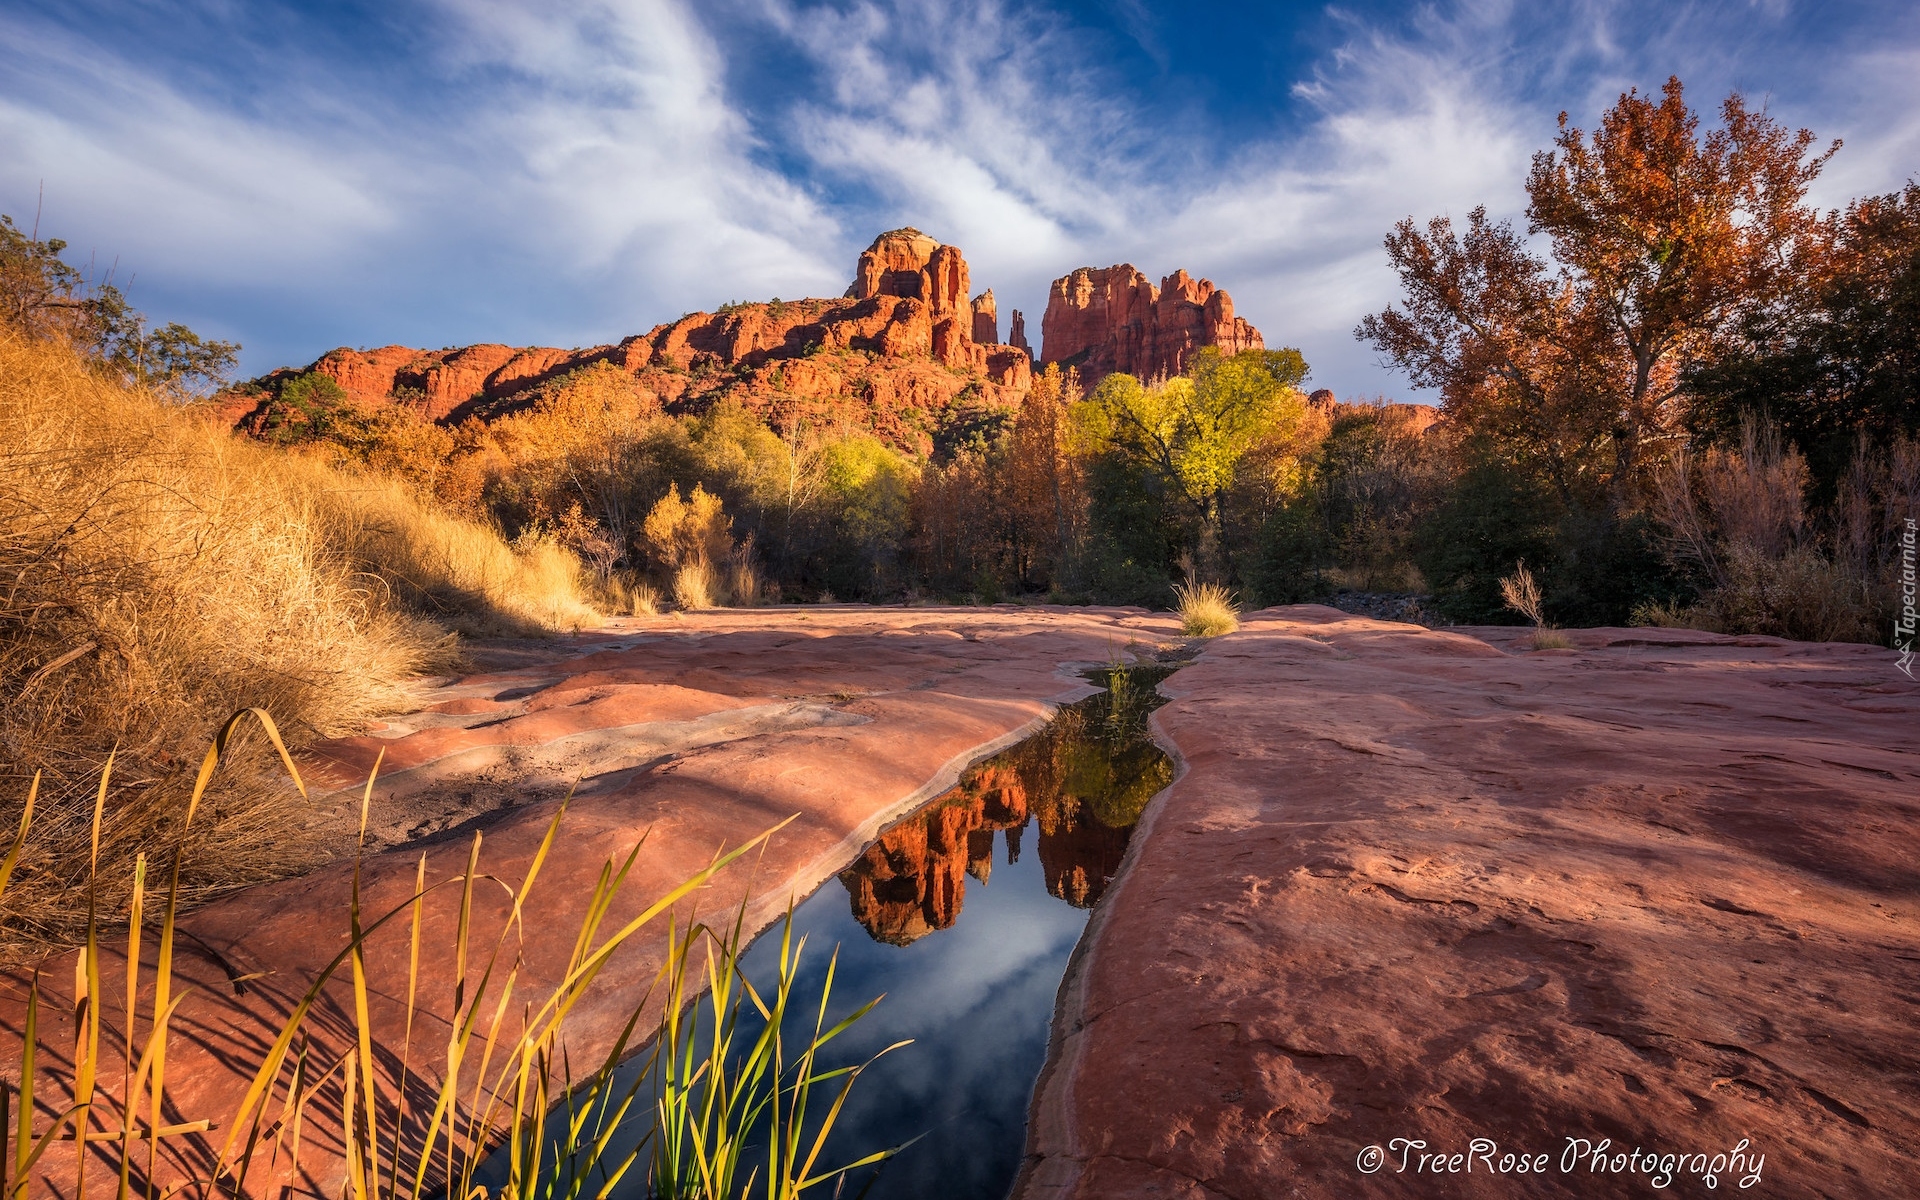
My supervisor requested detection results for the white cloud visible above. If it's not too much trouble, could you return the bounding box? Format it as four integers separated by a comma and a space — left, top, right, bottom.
1, 0, 1912, 393
0, 0, 847, 369
0, 22, 395, 283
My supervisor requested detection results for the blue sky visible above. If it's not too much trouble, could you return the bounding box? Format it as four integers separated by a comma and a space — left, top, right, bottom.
3, 1, 1917, 398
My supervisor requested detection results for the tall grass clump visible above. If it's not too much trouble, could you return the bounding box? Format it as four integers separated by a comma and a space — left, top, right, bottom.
674, 561, 721, 610
1173, 580, 1240, 637
0, 333, 595, 953
1, 724, 898, 1199
307, 472, 601, 636
1498, 561, 1572, 649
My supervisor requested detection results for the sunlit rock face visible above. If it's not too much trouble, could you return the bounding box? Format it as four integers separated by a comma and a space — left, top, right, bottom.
221, 229, 1033, 456
1008, 309, 1032, 357
1039, 264, 1264, 388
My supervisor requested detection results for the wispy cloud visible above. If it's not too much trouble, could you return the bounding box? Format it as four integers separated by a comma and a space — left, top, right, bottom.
0, 0, 1912, 394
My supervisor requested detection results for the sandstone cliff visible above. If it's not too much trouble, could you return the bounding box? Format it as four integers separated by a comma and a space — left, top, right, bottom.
1039, 264, 1263, 387
224, 229, 1033, 456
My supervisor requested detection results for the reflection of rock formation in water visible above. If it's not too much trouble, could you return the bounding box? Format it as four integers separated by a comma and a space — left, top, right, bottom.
839, 674, 1174, 941
841, 767, 1030, 944
1038, 819, 1132, 908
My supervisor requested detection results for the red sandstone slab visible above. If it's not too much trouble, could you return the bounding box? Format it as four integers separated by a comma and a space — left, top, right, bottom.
1019, 605, 1919, 1200
3, 606, 1178, 1199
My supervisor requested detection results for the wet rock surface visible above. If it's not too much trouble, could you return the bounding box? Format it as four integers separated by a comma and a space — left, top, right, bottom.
1017, 607, 1920, 1199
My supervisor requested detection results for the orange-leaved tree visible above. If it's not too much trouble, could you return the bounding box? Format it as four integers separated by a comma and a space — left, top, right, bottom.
1359, 77, 1837, 511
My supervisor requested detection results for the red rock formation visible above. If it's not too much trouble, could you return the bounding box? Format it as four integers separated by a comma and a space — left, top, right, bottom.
971, 289, 998, 345
1310, 389, 1444, 436
1008, 309, 1031, 357
226, 229, 1034, 455
1039, 264, 1263, 387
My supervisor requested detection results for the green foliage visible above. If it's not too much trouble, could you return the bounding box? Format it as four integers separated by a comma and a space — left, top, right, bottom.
263, 372, 351, 444
0, 213, 87, 338
1250, 500, 1326, 604
816, 435, 918, 596
1548, 509, 1688, 627
1079, 452, 1183, 604
1070, 348, 1310, 580
1413, 457, 1563, 623
0, 213, 238, 392
106, 319, 241, 393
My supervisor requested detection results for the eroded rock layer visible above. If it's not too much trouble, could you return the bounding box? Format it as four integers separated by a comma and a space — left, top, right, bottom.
1039, 265, 1263, 387
222, 229, 1034, 455
1017, 609, 1920, 1200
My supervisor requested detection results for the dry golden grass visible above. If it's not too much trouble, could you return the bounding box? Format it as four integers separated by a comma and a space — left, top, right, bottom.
596, 572, 662, 616
674, 559, 720, 609
728, 552, 762, 608
0, 333, 596, 953
296, 466, 600, 636
1174, 581, 1240, 637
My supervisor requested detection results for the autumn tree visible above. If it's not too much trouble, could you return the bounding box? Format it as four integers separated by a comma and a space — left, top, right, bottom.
1006, 363, 1085, 590
1360, 77, 1837, 511
1071, 348, 1308, 580
1687, 182, 1920, 488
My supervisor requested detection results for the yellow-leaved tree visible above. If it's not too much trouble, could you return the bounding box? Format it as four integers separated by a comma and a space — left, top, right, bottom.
1070, 348, 1309, 579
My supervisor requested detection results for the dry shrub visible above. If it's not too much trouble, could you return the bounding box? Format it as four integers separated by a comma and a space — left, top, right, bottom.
1664, 544, 1878, 643
643, 482, 734, 568
0, 333, 593, 952
596, 572, 661, 616
1651, 418, 1897, 643
1174, 581, 1240, 637
728, 535, 762, 607
645, 482, 766, 609
1497, 560, 1571, 648
1497, 561, 1547, 625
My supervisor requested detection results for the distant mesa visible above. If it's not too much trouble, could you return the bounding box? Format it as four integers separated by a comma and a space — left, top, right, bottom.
221, 230, 1276, 451
1307, 386, 1442, 434
1039, 264, 1264, 388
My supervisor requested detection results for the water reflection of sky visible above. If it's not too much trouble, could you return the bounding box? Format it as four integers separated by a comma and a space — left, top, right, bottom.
533, 670, 1174, 1200
742, 826, 1092, 1199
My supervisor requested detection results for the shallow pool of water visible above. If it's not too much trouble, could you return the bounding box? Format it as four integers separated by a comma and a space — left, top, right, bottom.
509, 665, 1174, 1199
732, 666, 1173, 1198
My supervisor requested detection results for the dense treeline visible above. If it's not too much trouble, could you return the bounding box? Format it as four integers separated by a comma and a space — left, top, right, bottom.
8, 75, 1916, 647
1353, 78, 1917, 637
